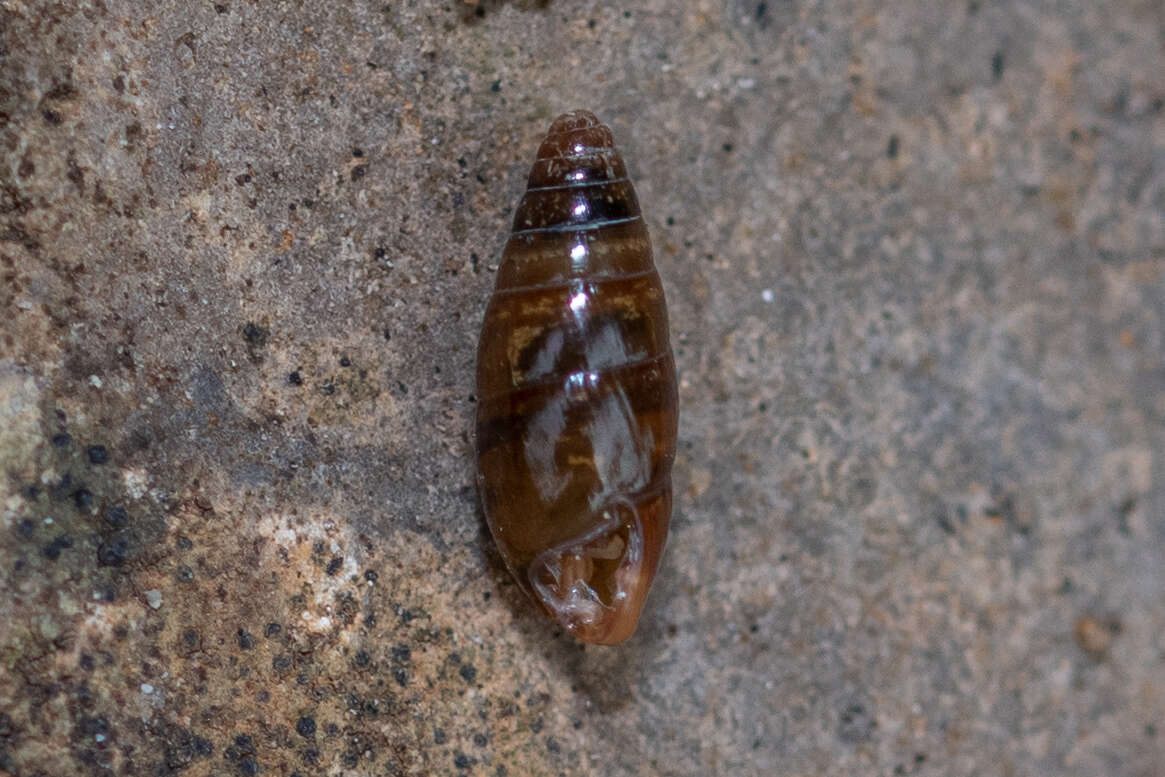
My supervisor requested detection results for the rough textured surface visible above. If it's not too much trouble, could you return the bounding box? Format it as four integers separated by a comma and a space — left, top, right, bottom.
1, 1, 1162, 776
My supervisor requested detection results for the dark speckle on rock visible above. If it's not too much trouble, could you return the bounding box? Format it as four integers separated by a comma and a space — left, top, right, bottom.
242, 321, 268, 347
72, 488, 94, 512
86, 444, 109, 464
838, 701, 876, 743
181, 629, 201, 653
325, 556, 343, 576
51, 432, 71, 448
104, 506, 128, 528
237, 629, 255, 650
97, 535, 130, 567
458, 664, 477, 684
76, 715, 110, 737
296, 716, 316, 737
41, 534, 74, 560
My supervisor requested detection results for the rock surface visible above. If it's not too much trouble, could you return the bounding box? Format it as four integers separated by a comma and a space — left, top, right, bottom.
1, 1, 1162, 775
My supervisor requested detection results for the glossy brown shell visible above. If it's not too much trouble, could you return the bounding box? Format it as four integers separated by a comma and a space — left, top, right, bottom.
475, 110, 678, 645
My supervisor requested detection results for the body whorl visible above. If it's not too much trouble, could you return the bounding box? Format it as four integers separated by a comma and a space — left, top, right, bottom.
475, 110, 678, 645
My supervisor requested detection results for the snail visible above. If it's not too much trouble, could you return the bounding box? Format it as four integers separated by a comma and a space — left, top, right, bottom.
475, 110, 677, 645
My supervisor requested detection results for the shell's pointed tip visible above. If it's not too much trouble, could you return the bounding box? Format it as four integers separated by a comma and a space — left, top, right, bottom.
535, 109, 616, 161
547, 109, 604, 135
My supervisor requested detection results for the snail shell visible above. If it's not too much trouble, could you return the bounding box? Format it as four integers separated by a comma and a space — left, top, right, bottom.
475, 110, 678, 645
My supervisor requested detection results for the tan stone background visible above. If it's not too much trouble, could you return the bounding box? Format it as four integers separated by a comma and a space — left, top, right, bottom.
2, 1, 1163, 775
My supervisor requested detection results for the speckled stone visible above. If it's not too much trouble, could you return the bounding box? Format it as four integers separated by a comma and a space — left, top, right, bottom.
1, 1, 1162, 776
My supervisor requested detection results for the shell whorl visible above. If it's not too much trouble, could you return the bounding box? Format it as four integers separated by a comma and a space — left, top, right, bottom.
494, 111, 651, 292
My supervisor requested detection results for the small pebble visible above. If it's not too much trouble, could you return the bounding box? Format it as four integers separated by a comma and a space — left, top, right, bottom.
1075, 615, 1118, 659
